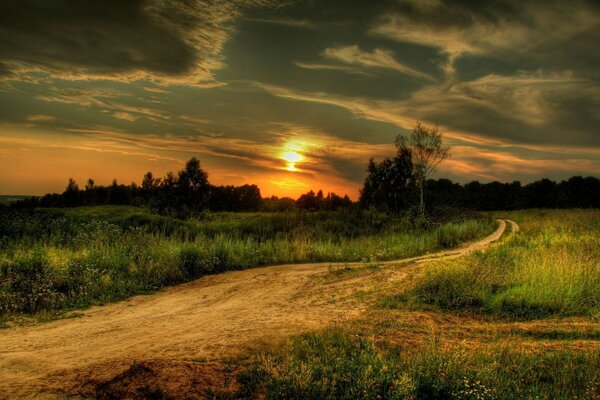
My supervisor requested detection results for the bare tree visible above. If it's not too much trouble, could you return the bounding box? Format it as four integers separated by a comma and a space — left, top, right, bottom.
396, 122, 450, 218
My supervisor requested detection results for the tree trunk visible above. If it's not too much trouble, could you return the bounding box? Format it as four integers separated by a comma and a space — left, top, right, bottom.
419, 180, 425, 218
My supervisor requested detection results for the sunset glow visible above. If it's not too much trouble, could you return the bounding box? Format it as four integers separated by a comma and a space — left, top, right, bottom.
282, 151, 302, 171
0, 1, 598, 198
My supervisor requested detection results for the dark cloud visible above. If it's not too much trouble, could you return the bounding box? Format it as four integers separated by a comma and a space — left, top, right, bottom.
0, 61, 13, 77
0, 1, 199, 77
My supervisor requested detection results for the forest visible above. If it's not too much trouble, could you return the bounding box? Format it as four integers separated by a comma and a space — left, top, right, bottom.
7, 156, 600, 216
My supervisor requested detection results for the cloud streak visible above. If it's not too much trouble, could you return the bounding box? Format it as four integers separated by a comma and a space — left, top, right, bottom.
320, 45, 435, 80
370, 0, 600, 75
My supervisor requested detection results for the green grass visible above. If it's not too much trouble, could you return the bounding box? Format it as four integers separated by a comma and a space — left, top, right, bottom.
385, 210, 600, 319
214, 210, 600, 399
0, 195, 34, 204
0, 206, 495, 316
233, 329, 600, 400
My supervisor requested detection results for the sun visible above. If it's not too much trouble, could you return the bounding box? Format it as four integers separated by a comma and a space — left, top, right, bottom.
282, 151, 301, 163
282, 151, 302, 171
279, 143, 304, 172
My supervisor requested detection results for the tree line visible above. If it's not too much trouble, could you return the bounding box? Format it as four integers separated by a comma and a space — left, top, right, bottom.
359, 123, 599, 214
363, 175, 600, 213
11, 164, 599, 216
7, 122, 600, 215
11, 158, 352, 216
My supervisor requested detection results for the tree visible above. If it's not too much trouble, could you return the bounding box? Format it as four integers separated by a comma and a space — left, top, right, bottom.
85, 178, 95, 191
177, 157, 210, 215
360, 138, 413, 213
141, 172, 158, 191
297, 190, 319, 210
64, 178, 80, 207
209, 184, 262, 211
84, 178, 96, 205
396, 122, 449, 218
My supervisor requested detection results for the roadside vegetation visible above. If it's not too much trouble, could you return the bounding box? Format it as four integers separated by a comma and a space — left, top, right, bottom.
219, 209, 600, 400
3, 124, 599, 399
387, 209, 600, 319
235, 329, 600, 400
0, 205, 494, 316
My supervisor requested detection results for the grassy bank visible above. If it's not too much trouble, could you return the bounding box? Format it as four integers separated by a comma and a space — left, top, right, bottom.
220, 210, 600, 399
386, 209, 600, 319
232, 328, 600, 400
0, 206, 495, 316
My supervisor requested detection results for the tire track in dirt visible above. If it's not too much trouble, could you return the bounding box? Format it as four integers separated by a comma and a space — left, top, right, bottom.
0, 219, 517, 399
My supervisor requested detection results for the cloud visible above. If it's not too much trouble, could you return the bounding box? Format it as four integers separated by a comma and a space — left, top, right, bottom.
0, 0, 289, 85
0, 62, 12, 78
441, 145, 600, 182
320, 45, 434, 80
243, 17, 315, 28
406, 71, 600, 145
26, 114, 56, 122
252, 64, 600, 148
250, 81, 415, 129
35, 86, 172, 122
370, 0, 600, 74
113, 112, 137, 122
1, 0, 598, 194
294, 62, 376, 77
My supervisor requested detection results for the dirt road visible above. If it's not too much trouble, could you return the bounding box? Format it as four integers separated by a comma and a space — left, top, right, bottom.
0, 219, 515, 399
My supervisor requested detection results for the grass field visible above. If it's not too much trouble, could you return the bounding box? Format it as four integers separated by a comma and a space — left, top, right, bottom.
222, 209, 600, 400
388, 209, 600, 319
236, 329, 600, 400
0, 205, 494, 316
3, 207, 598, 399
0, 195, 34, 205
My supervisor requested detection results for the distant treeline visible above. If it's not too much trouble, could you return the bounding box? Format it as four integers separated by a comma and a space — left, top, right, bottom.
423, 176, 600, 211
6, 157, 599, 215
9, 158, 353, 216
360, 175, 600, 213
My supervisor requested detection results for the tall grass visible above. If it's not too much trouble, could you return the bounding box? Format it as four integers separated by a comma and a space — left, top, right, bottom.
227, 210, 600, 399
396, 210, 600, 318
0, 206, 495, 315
234, 329, 600, 400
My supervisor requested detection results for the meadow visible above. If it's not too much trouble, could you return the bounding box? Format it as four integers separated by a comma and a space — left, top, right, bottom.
224, 209, 600, 400
3, 206, 598, 399
0, 205, 494, 316
392, 209, 600, 318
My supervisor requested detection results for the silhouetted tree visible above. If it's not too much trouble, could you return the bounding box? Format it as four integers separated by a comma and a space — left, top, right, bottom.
297, 190, 319, 210
524, 178, 557, 208
209, 184, 262, 211
360, 137, 414, 213
64, 178, 79, 207
297, 190, 353, 211
261, 196, 296, 212
396, 122, 449, 218
176, 157, 210, 216
84, 178, 96, 205
141, 172, 158, 191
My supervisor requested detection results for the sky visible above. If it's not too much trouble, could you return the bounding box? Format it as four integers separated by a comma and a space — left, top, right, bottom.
0, 0, 598, 198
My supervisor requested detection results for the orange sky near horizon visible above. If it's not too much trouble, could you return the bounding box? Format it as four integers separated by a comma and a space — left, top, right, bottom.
0, 1, 598, 198
0, 125, 364, 198
3, 122, 599, 200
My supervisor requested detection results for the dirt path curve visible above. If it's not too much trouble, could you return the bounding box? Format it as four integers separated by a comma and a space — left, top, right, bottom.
0, 219, 517, 399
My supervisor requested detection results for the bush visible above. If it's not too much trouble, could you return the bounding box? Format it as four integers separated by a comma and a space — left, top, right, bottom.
238, 330, 414, 400
0, 251, 65, 313
233, 330, 600, 400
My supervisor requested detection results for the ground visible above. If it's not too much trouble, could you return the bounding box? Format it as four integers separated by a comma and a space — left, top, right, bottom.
0, 220, 515, 399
